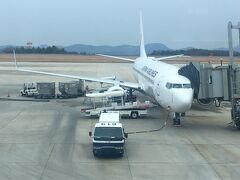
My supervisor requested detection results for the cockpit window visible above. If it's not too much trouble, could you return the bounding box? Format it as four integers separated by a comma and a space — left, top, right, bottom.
166, 82, 172, 89
166, 82, 192, 89
172, 84, 182, 88
183, 84, 192, 88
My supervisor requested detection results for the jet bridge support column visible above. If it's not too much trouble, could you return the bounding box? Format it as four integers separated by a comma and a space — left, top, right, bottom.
228, 21, 240, 128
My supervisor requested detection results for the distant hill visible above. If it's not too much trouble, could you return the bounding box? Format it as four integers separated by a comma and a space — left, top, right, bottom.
64, 43, 171, 55
151, 48, 240, 56
1, 43, 239, 56
215, 45, 240, 53
39, 44, 49, 49
0, 45, 14, 52
178, 47, 195, 51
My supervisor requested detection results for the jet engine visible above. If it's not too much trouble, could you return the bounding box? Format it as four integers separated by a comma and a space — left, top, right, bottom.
107, 86, 124, 92
86, 86, 125, 98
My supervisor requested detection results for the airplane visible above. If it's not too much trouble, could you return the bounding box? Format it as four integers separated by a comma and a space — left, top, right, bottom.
14, 13, 194, 126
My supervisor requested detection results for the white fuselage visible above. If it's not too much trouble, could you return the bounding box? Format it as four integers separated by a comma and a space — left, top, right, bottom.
133, 57, 194, 113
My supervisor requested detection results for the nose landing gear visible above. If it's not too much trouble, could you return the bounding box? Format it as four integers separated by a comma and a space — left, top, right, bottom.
173, 112, 182, 126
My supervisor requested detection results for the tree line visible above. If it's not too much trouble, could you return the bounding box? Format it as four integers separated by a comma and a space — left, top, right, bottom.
151, 48, 240, 56
2, 46, 239, 56
2, 46, 78, 54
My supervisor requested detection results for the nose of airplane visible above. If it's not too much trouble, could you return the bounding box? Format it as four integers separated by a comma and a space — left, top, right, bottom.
172, 90, 193, 112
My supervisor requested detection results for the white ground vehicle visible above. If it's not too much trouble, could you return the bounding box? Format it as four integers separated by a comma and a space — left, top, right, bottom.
89, 111, 128, 157
20, 82, 55, 99
20, 83, 38, 97
83, 101, 150, 119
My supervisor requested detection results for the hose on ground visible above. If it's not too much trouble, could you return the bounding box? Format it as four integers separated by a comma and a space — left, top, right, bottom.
126, 110, 170, 135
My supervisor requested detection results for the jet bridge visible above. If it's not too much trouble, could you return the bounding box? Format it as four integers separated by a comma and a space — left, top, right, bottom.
178, 62, 232, 104
179, 62, 240, 127
178, 21, 240, 128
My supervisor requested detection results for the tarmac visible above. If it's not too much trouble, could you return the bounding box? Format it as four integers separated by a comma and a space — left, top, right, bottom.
0, 61, 240, 180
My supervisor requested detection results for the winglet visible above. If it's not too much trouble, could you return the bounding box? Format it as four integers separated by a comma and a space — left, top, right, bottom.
13, 50, 18, 69
140, 11, 147, 58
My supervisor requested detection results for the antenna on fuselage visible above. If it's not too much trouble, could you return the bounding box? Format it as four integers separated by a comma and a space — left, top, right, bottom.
140, 11, 147, 58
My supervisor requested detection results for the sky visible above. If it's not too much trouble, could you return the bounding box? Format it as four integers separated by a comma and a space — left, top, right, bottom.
0, 0, 239, 49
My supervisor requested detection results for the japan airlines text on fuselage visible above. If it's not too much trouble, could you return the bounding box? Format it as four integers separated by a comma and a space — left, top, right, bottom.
133, 57, 194, 113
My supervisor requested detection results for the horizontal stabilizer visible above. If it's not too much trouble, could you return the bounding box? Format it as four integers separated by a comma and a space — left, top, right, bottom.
154, 54, 184, 61
97, 54, 135, 62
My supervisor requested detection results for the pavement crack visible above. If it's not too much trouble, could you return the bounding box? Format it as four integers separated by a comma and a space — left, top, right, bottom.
40, 143, 55, 180
0, 106, 26, 130
189, 140, 224, 180
125, 147, 133, 180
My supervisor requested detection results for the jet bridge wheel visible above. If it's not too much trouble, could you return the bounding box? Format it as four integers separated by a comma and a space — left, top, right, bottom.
231, 104, 240, 129
197, 98, 213, 106
131, 111, 139, 119
235, 120, 240, 129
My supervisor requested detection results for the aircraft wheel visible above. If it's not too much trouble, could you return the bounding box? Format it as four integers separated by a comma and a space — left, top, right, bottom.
181, 112, 186, 117
131, 111, 138, 119
119, 152, 124, 157
93, 152, 98, 157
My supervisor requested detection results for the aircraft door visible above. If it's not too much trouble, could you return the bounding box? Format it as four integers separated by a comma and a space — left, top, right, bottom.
154, 81, 161, 98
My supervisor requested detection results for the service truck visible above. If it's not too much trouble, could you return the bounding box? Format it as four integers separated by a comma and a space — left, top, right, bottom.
35, 82, 55, 99
89, 111, 128, 157
82, 101, 152, 118
21, 82, 55, 99
20, 83, 38, 97
57, 80, 85, 98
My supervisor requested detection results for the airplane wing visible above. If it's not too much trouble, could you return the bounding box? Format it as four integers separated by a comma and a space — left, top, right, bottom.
13, 51, 141, 90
